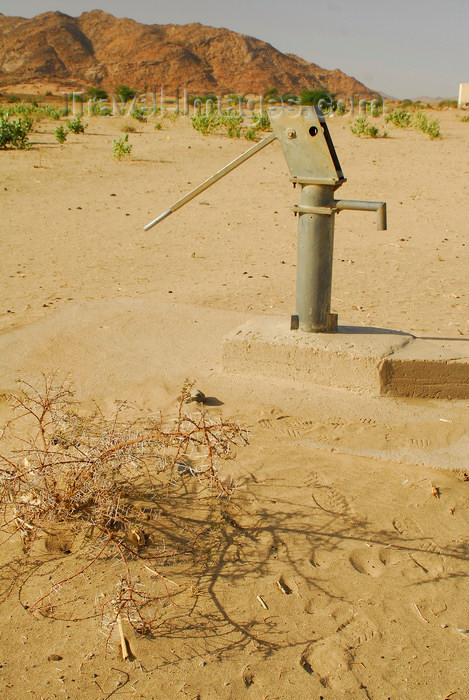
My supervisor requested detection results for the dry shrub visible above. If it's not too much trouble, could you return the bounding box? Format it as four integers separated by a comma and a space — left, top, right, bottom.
0, 375, 248, 649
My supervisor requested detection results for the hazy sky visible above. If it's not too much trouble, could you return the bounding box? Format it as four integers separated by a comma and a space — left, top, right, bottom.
1, 0, 467, 97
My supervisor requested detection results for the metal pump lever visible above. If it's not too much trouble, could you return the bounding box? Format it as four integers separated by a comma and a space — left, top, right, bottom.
144, 132, 277, 231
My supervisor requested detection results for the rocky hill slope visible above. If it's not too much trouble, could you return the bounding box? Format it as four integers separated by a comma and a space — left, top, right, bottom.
0, 10, 375, 96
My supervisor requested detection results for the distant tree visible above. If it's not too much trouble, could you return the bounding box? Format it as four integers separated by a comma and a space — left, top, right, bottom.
87, 86, 108, 100
299, 88, 334, 106
189, 94, 218, 105
263, 86, 281, 102
115, 85, 138, 102
281, 93, 299, 104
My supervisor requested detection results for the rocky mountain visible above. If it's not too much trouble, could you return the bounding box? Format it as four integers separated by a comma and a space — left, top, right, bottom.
0, 10, 375, 97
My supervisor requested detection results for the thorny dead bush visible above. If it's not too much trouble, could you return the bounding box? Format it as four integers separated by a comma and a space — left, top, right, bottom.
0, 376, 249, 649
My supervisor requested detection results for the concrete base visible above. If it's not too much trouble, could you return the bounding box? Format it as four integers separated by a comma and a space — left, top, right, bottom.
222, 316, 469, 399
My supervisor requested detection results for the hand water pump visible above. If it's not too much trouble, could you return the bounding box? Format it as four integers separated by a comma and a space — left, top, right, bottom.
144, 106, 387, 332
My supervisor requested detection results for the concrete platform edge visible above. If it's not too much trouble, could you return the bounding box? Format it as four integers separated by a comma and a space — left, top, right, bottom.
222, 317, 469, 399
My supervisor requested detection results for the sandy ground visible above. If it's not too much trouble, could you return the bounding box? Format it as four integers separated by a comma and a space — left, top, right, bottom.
0, 108, 468, 699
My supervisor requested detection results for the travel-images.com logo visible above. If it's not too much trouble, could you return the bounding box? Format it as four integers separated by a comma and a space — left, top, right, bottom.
60, 87, 386, 119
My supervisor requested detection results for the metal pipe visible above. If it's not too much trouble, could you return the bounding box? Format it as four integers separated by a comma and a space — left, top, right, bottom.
144, 133, 277, 231
335, 199, 387, 230
296, 184, 336, 332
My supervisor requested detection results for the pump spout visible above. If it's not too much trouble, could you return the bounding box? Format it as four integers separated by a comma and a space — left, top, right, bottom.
335, 200, 387, 231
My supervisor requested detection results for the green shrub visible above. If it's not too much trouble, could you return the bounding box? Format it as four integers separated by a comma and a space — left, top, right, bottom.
154, 121, 162, 130
54, 125, 67, 143
225, 94, 243, 106
131, 107, 147, 122
365, 124, 379, 137
0, 113, 33, 149
439, 99, 458, 109
113, 133, 132, 159
43, 105, 62, 120
226, 123, 241, 138
220, 112, 242, 137
244, 127, 259, 141
89, 101, 112, 116
121, 123, 136, 133
413, 112, 440, 139
0, 102, 67, 123
385, 108, 412, 128
350, 117, 387, 138
252, 110, 271, 131
459, 115, 469, 122
66, 115, 86, 134
190, 113, 220, 135
1, 102, 36, 119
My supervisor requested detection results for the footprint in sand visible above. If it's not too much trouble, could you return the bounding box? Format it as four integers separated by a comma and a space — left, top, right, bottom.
392, 516, 423, 538
392, 516, 443, 556
378, 547, 408, 566
312, 486, 350, 515
359, 417, 377, 426
337, 615, 380, 647
301, 638, 355, 690
303, 470, 322, 488
257, 416, 314, 438
300, 614, 378, 692
392, 517, 446, 575
310, 548, 336, 569
348, 548, 385, 577
242, 666, 254, 688
407, 437, 430, 449
28, 526, 78, 558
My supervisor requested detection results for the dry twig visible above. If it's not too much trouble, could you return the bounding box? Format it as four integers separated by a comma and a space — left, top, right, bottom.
0, 375, 249, 649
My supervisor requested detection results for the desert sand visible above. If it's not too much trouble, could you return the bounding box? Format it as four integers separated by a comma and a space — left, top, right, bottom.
0, 108, 468, 699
